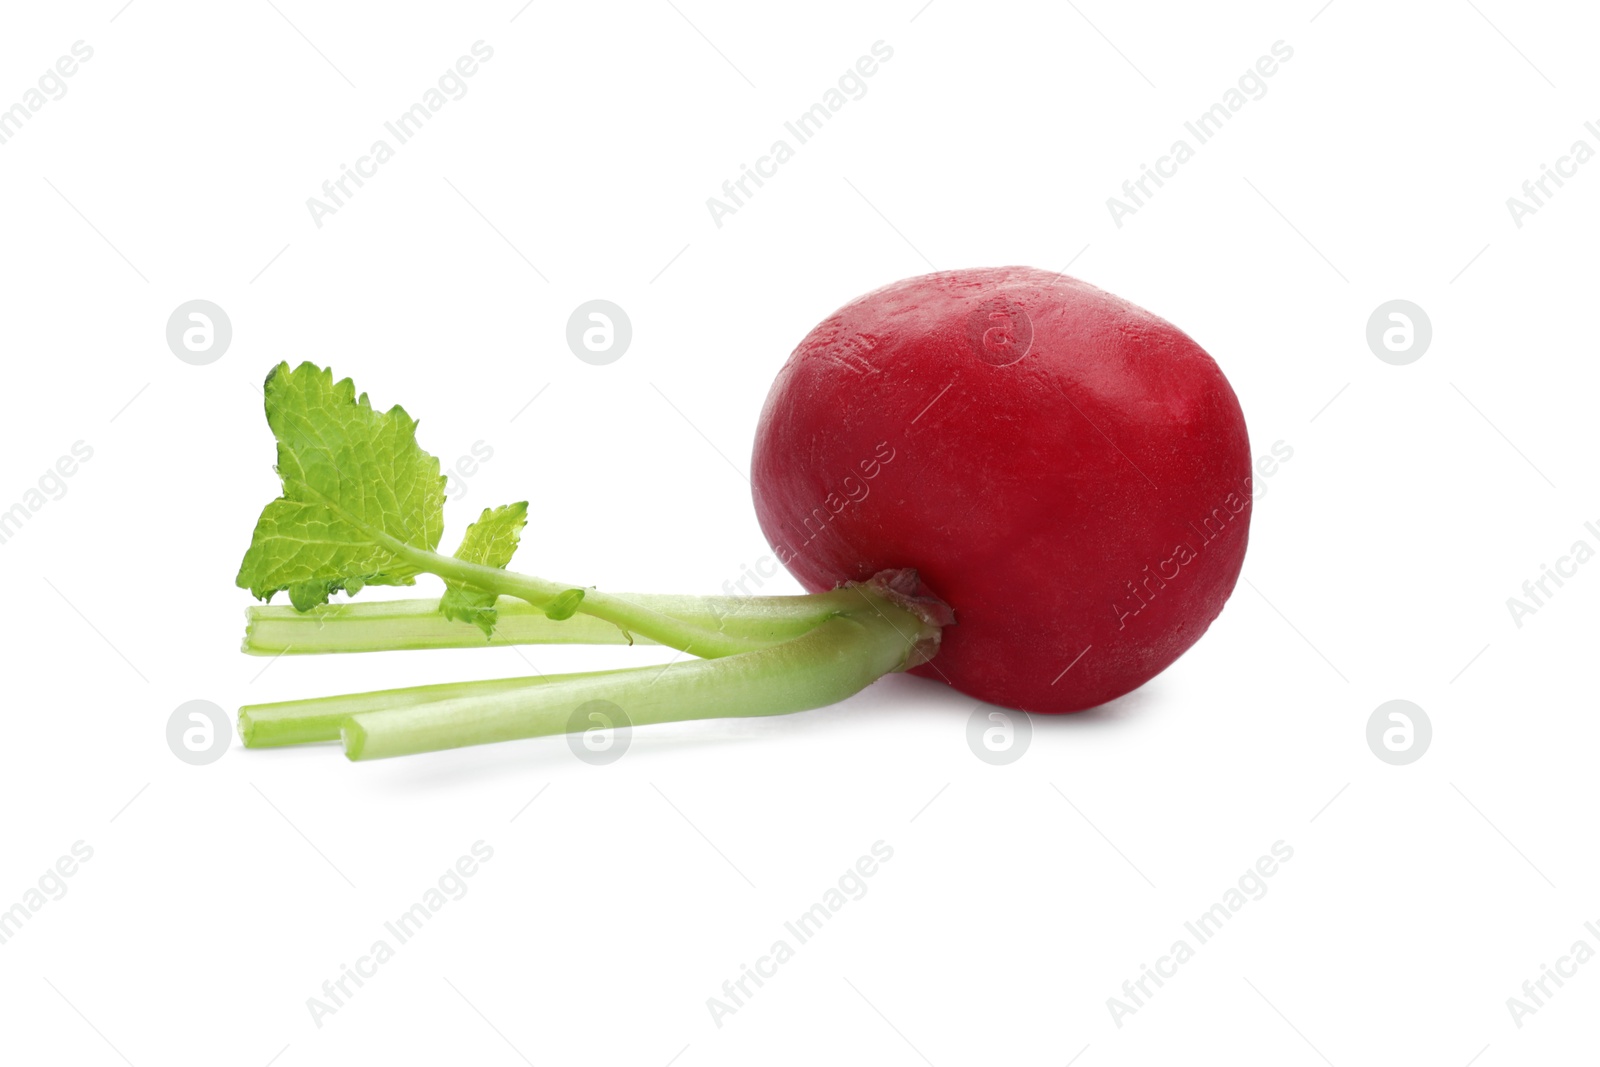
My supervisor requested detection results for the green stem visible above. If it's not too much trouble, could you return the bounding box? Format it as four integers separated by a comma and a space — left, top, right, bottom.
243, 591, 863, 656
375, 534, 825, 659
239, 669, 627, 746
342, 590, 939, 760
245, 598, 645, 656
300, 489, 820, 659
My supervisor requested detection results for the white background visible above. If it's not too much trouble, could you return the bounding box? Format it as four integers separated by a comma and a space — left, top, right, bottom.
0, 1, 1595, 1064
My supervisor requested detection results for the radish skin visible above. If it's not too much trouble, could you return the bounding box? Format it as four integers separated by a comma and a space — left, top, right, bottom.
752, 267, 1252, 713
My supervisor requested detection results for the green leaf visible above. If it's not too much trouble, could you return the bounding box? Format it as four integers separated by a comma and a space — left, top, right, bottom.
235, 362, 447, 610
440, 502, 529, 636
543, 587, 586, 621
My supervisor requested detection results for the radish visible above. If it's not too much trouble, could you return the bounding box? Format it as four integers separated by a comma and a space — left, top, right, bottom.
752, 267, 1253, 712
235, 268, 1250, 759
